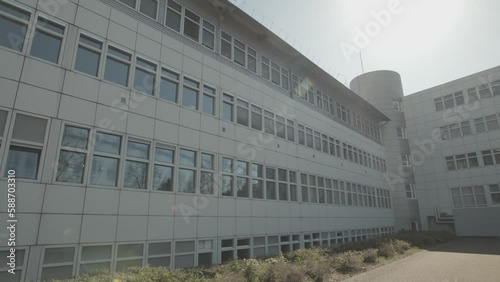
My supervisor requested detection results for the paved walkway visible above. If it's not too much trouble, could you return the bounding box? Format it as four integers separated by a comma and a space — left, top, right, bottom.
344, 237, 500, 282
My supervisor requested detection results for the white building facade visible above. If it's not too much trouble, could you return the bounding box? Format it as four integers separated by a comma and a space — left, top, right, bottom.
0, 0, 395, 281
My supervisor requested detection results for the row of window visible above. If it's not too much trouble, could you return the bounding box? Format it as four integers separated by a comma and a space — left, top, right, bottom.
2, 227, 396, 280
0, 113, 392, 208
451, 184, 500, 208
0, 0, 67, 64
291, 74, 381, 142
434, 81, 500, 112
72, 27, 389, 169
445, 148, 500, 171
440, 113, 500, 140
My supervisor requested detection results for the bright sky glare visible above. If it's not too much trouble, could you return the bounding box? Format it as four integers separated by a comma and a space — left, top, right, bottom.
235, 0, 500, 95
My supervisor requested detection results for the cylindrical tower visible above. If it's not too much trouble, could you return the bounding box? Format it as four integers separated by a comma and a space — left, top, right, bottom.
351, 71, 421, 231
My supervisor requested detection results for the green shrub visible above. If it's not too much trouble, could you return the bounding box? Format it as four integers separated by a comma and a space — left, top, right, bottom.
392, 239, 411, 254
285, 248, 326, 265
362, 248, 378, 263
378, 242, 397, 258
334, 251, 364, 273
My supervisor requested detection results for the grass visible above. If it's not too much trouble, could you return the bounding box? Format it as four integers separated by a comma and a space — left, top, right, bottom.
53, 231, 455, 282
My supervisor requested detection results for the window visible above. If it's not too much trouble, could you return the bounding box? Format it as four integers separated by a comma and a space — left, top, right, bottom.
452, 187, 487, 208
0, 1, 31, 52
289, 171, 298, 202
321, 135, 328, 154
200, 153, 214, 194
251, 105, 262, 131
261, 55, 270, 80
485, 115, 499, 131
165, 0, 182, 32
478, 84, 491, 99
440, 126, 449, 140
220, 239, 234, 263
201, 85, 216, 116
123, 140, 149, 189
266, 167, 276, 200
4, 114, 47, 180
182, 78, 199, 110
147, 242, 171, 268
41, 247, 76, 280
307, 85, 314, 104
202, 20, 215, 50
454, 91, 464, 105
494, 149, 500, 164
467, 153, 478, 168
183, 9, 200, 42
474, 118, 486, 133
405, 184, 417, 199
264, 110, 274, 135
434, 98, 444, 111
278, 168, 288, 201
281, 68, 289, 90
0, 248, 25, 280
0, 109, 7, 153
322, 93, 329, 112
286, 120, 294, 142
298, 124, 305, 146
276, 116, 286, 139
236, 160, 249, 197
233, 38, 245, 67
492, 81, 500, 96
449, 123, 460, 139
56, 125, 89, 184
30, 16, 65, 63
314, 131, 321, 151
198, 240, 213, 266
445, 156, 456, 171
134, 57, 156, 95
490, 184, 500, 204
104, 46, 131, 87
247, 47, 257, 73
468, 87, 479, 103
271, 61, 280, 85
443, 94, 454, 109
401, 155, 411, 167
396, 127, 407, 138
253, 237, 266, 258
252, 163, 264, 199
160, 68, 180, 103
174, 241, 194, 268
236, 99, 249, 126
317, 177, 325, 204
301, 173, 308, 202
139, 0, 158, 19
392, 100, 403, 111
329, 97, 336, 116
309, 175, 317, 203
153, 146, 174, 191
305, 128, 313, 149
221, 158, 233, 196
74, 33, 103, 77
220, 31, 232, 60
90, 132, 121, 186
461, 121, 471, 136
79, 245, 112, 275
178, 149, 196, 193
455, 154, 467, 169
291, 75, 299, 96
222, 94, 234, 122
482, 150, 494, 166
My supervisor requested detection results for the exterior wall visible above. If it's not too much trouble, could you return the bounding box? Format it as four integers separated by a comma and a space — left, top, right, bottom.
402, 66, 500, 234
350, 71, 420, 231
0, 0, 394, 281
454, 207, 500, 237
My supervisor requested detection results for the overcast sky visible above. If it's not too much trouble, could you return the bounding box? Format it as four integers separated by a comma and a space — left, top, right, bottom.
233, 0, 500, 95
